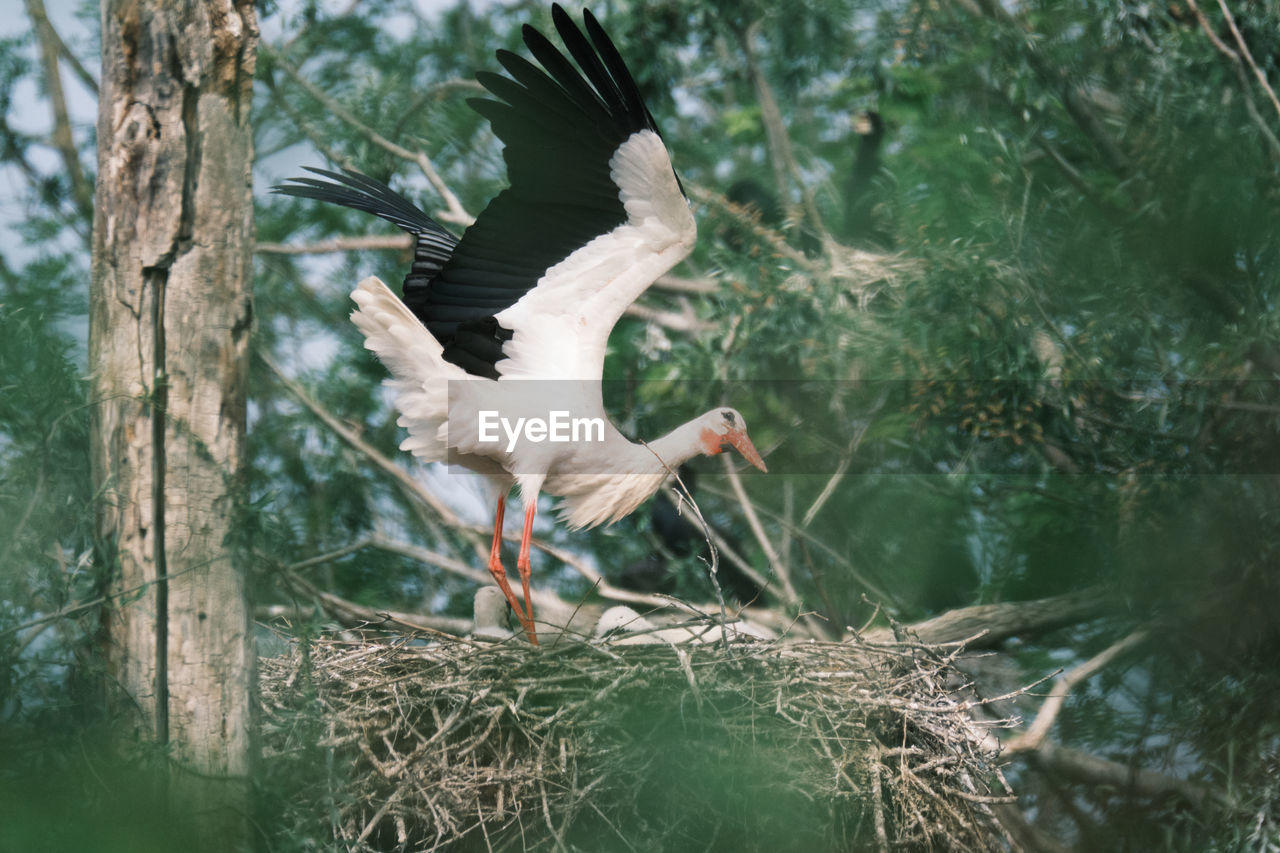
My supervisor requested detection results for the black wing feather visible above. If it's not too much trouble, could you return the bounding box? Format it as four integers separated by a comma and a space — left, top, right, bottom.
271, 167, 459, 293
551, 6, 626, 118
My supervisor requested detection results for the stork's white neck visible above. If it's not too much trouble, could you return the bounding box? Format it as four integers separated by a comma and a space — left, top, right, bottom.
640, 416, 715, 473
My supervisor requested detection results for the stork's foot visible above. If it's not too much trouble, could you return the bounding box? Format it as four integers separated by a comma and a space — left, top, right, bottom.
487, 555, 538, 645
488, 495, 539, 645
515, 503, 538, 645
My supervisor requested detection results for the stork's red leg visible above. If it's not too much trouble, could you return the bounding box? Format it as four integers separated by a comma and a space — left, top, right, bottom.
516, 502, 538, 645
486, 495, 535, 642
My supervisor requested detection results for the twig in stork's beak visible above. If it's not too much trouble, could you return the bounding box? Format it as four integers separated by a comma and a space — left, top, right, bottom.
725, 429, 768, 472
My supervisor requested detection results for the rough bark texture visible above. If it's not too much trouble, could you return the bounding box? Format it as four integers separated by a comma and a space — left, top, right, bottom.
89, 0, 257, 846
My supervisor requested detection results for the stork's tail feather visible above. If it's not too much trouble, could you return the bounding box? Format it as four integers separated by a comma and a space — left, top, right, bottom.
350, 276, 458, 460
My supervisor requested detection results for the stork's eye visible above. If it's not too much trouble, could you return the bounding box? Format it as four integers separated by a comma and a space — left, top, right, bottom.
722, 410, 736, 426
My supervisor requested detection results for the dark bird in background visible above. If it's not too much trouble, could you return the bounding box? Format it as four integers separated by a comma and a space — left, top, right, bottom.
842, 110, 888, 246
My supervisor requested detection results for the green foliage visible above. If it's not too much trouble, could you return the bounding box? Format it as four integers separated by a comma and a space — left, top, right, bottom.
247, 2, 1280, 844
4, 0, 1279, 847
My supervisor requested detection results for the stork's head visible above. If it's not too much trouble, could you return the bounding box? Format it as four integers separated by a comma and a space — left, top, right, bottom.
696, 408, 768, 472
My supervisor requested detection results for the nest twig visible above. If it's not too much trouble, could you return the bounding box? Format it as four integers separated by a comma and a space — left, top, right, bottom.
261, 629, 1017, 851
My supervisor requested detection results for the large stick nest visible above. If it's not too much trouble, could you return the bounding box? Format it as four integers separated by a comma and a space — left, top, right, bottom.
260, 628, 1016, 851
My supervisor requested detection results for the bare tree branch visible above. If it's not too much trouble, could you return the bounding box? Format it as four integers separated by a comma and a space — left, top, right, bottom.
860, 587, 1111, 648
737, 19, 830, 243
24, 0, 91, 215
801, 423, 868, 528
256, 234, 411, 255
391, 77, 488, 139
1031, 739, 1232, 809
263, 43, 475, 226
23, 0, 97, 95
259, 350, 466, 529
687, 182, 826, 274
262, 74, 361, 171
699, 479, 899, 608
1215, 0, 1280, 121
1187, 0, 1280, 164
1005, 627, 1149, 754
281, 570, 473, 637
721, 455, 833, 639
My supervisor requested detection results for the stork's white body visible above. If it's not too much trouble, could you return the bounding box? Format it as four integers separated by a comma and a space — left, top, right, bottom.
350, 130, 705, 529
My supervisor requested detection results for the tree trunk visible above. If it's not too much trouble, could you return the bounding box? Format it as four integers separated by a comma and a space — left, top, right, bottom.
90, 0, 257, 847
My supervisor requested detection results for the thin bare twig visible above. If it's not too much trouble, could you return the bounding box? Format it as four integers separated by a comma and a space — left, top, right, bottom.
391, 78, 488, 139
1215, 0, 1280, 121
720, 455, 832, 639
284, 536, 378, 574
24, 0, 91, 215
700, 480, 898, 607
1185, 0, 1280, 164
737, 19, 830, 243
263, 43, 474, 226
1005, 627, 1149, 753
282, 570, 472, 638
801, 422, 868, 528
263, 74, 358, 170
256, 234, 412, 255
259, 349, 465, 529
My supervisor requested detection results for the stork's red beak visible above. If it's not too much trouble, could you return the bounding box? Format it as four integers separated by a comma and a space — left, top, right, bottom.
726, 429, 768, 472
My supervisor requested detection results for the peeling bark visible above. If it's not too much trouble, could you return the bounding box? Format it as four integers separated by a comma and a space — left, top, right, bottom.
90, 0, 257, 847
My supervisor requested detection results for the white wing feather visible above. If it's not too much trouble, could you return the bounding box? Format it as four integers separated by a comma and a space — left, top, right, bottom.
494, 130, 696, 380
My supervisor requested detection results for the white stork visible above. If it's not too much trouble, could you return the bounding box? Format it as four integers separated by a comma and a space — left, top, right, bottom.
593, 606, 776, 645
275, 5, 766, 645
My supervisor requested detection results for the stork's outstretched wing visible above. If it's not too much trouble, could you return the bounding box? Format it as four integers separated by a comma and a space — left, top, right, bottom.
274, 4, 695, 380
445, 5, 695, 380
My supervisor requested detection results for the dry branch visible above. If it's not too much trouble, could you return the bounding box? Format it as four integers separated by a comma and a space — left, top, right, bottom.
1187, 0, 1280, 165
24, 0, 91, 215
1031, 740, 1231, 810
1005, 627, 1149, 754
280, 571, 472, 638
263, 43, 474, 226
261, 350, 466, 530
860, 587, 1112, 648
256, 234, 411, 255
1214, 0, 1280, 121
